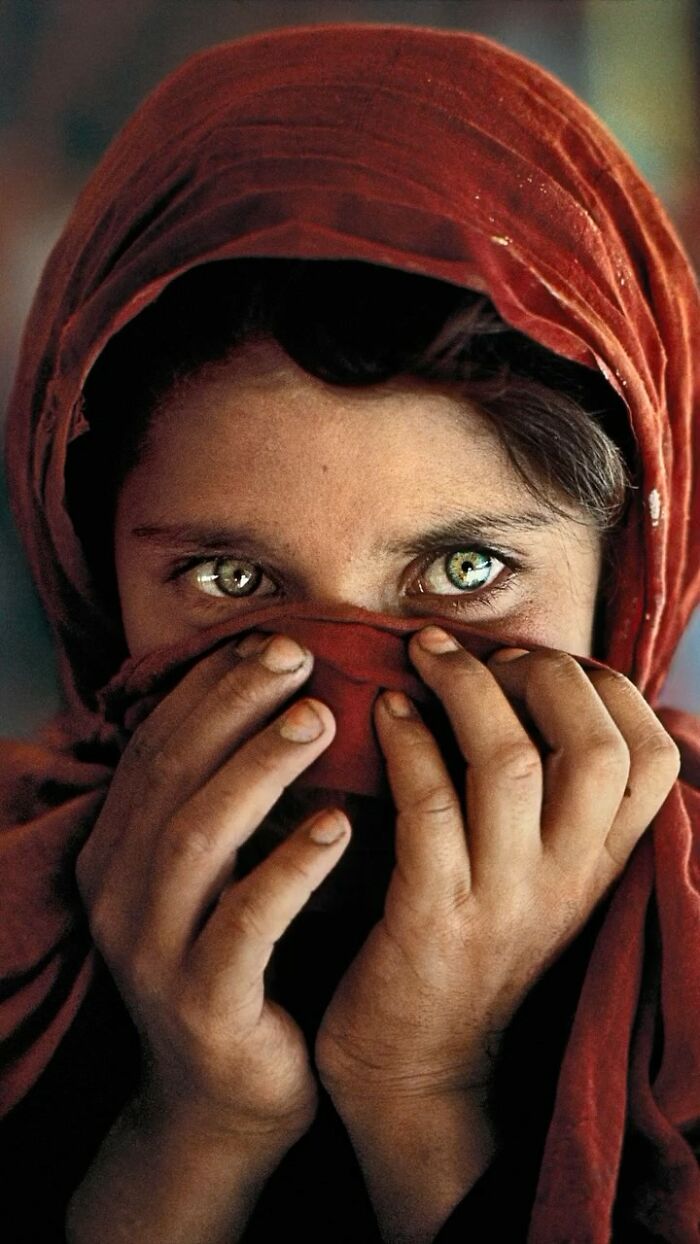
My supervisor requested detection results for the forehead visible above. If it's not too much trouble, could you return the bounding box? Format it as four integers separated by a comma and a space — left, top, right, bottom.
120, 337, 576, 557
136, 338, 530, 525
149, 335, 501, 452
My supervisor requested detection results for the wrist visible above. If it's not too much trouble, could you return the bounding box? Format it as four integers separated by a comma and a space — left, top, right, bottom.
336, 1084, 498, 1150
321, 1026, 504, 1115
336, 1090, 501, 1244
66, 1092, 304, 1244
131, 1079, 316, 1159
331, 1065, 495, 1120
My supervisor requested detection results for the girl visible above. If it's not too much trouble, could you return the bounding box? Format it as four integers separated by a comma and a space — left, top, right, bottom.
1, 23, 698, 1243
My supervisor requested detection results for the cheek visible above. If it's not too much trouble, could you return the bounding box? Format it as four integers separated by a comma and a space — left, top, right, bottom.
118, 581, 197, 657
542, 538, 603, 655
113, 526, 188, 656
502, 533, 602, 657
113, 553, 161, 656
112, 478, 165, 655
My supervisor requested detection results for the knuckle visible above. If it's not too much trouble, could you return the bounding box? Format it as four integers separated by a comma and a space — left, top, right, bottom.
635, 729, 681, 775
490, 741, 541, 781
275, 851, 316, 891
245, 741, 287, 787
128, 948, 160, 1000
247, 713, 321, 781
88, 896, 122, 956
124, 723, 157, 769
181, 640, 231, 684
405, 782, 460, 821
529, 649, 577, 678
148, 746, 185, 786
389, 721, 431, 755
211, 666, 265, 715
164, 812, 218, 862
229, 892, 270, 944
589, 668, 647, 712
588, 667, 631, 694
212, 638, 247, 670
581, 731, 629, 776
86, 899, 109, 946
447, 655, 486, 689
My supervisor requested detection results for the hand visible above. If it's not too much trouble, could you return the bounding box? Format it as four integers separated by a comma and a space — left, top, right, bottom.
75, 631, 351, 1145
315, 626, 681, 1106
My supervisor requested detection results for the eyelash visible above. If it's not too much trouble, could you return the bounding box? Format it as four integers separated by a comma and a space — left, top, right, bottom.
167, 545, 524, 612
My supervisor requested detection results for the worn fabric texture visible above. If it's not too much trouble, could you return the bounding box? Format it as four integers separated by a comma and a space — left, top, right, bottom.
1, 22, 699, 1242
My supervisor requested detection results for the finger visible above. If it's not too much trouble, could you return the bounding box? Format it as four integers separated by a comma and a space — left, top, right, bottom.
192, 808, 351, 993
125, 636, 259, 754
373, 691, 470, 903
486, 648, 631, 868
583, 668, 681, 867
91, 633, 314, 874
114, 633, 312, 800
407, 629, 543, 887
142, 697, 337, 954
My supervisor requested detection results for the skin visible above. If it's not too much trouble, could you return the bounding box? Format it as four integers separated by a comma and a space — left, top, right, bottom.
69, 337, 681, 1244
114, 337, 603, 655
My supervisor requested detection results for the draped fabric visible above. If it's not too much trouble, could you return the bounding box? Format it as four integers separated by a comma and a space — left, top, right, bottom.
1, 23, 699, 1241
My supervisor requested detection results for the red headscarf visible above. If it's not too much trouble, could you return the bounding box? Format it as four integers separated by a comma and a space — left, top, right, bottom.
1, 23, 699, 1241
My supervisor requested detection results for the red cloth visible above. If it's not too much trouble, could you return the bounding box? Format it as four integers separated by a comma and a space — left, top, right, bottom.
1, 23, 699, 1241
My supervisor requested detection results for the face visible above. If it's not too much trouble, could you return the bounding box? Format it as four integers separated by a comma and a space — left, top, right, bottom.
112, 335, 605, 930
114, 336, 603, 659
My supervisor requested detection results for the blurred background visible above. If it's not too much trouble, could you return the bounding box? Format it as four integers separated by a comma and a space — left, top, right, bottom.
2, 0, 699, 735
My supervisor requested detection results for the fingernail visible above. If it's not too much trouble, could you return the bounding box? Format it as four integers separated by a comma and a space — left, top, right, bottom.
258, 635, 308, 673
236, 631, 270, 656
417, 626, 460, 654
279, 700, 325, 741
308, 810, 349, 845
382, 690, 416, 718
489, 647, 529, 664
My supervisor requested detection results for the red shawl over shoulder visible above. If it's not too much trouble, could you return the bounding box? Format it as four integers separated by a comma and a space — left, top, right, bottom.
1, 24, 699, 1242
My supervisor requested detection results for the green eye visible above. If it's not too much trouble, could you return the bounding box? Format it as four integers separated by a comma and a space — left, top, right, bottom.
194, 557, 264, 597
417, 548, 501, 597
443, 550, 494, 591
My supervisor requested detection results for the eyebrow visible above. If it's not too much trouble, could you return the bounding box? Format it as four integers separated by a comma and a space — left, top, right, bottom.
384, 508, 557, 555
131, 507, 558, 559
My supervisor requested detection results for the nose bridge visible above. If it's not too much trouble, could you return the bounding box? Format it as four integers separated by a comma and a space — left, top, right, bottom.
292, 515, 397, 612
300, 555, 393, 612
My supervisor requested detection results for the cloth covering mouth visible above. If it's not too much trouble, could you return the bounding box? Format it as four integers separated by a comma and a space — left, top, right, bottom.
95, 604, 608, 927
98, 599, 610, 800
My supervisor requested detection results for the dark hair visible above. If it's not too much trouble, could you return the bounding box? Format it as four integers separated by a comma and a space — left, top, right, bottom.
67, 258, 635, 611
